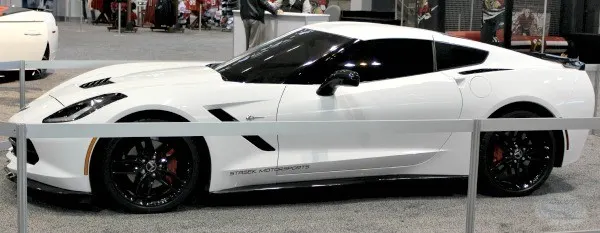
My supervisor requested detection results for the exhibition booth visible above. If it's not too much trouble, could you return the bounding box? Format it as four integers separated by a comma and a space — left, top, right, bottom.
3, 1, 600, 233
341, 0, 600, 62
232, 10, 330, 56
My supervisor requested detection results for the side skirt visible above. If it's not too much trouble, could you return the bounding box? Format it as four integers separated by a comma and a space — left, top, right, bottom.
212, 174, 467, 194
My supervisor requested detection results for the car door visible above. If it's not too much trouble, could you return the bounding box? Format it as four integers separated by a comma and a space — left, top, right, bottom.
0, 9, 48, 63
206, 28, 352, 188
275, 38, 464, 182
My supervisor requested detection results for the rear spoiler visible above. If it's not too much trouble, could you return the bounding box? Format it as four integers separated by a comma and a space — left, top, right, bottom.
524, 52, 586, 71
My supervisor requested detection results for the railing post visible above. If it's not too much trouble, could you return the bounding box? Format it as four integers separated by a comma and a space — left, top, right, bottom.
16, 124, 28, 233
79, 0, 84, 32
66, 0, 71, 22
541, 0, 548, 53
118, 3, 122, 35
469, 0, 474, 31
595, 69, 600, 117
400, 0, 404, 26
19, 60, 25, 110
465, 119, 481, 233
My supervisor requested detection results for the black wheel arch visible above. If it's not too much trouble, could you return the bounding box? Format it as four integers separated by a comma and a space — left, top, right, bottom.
487, 101, 566, 167
45, 42, 50, 58
89, 110, 212, 200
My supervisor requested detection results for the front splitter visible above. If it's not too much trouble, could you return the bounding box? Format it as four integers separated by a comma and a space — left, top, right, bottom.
3, 166, 91, 196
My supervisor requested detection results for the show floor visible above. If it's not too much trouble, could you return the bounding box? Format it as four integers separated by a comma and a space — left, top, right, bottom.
0, 22, 599, 233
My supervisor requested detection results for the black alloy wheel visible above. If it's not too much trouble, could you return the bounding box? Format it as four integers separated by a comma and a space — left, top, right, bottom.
478, 110, 556, 196
96, 119, 202, 213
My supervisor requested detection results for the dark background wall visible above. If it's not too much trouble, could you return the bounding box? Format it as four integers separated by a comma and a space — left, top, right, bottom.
583, 0, 600, 33
560, 0, 600, 34
371, 0, 395, 12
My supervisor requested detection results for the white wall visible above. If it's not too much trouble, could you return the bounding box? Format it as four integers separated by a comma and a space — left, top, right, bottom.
350, 0, 371, 11
57, 0, 86, 18
329, 0, 351, 11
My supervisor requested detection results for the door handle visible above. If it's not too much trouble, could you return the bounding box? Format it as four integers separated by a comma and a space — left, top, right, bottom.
246, 115, 265, 121
24, 32, 41, 36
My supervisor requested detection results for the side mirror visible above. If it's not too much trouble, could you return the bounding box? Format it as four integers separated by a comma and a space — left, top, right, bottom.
316, 70, 360, 96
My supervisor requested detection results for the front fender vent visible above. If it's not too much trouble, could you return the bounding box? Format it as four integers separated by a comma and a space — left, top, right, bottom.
80, 78, 113, 89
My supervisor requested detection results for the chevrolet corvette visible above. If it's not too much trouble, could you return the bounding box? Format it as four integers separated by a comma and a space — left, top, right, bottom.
4, 21, 595, 213
0, 6, 58, 78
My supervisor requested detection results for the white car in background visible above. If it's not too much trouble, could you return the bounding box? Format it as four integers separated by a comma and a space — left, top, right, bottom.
0, 6, 58, 78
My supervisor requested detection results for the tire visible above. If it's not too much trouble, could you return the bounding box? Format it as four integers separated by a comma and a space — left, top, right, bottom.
478, 110, 557, 197
92, 118, 203, 213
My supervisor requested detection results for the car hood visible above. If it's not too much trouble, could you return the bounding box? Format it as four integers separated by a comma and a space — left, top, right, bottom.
43, 61, 224, 106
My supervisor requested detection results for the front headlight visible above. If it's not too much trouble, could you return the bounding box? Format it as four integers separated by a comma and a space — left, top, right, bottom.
42, 93, 127, 123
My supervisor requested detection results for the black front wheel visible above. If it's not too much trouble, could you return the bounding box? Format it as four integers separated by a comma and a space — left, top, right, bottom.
478, 110, 557, 196
94, 120, 202, 213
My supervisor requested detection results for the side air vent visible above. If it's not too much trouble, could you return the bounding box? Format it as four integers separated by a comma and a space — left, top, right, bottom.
79, 78, 114, 89
207, 109, 276, 151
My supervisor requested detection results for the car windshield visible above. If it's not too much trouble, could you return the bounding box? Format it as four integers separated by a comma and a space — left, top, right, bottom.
214, 28, 354, 84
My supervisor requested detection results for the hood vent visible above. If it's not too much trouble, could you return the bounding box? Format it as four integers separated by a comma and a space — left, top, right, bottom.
80, 78, 114, 89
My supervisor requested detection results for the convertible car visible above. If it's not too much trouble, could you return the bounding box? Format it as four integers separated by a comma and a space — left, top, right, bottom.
4, 21, 594, 213
0, 6, 58, 78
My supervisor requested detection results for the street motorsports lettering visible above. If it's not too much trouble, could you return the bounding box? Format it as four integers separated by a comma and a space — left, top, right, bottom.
229, 165, 310, 176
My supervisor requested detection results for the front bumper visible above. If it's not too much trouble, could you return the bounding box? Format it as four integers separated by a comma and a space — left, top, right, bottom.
5, 94, 94, 193
3, 166, 89, 196
4, 139, 94, 193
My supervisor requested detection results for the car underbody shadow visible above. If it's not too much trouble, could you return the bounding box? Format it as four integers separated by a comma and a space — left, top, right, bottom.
0, 72, 18, 84
16, 174, 573, 213
24, 189, 102, 212
527, 175, 576, 196
0, 69, 51, 83
197, 178, 470, 208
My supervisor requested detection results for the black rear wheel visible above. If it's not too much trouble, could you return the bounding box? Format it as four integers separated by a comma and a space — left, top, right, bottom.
478, 110, 556, 196
94, 119, 202, 213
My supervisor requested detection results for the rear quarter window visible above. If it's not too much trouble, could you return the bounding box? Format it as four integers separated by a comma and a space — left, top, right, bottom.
435, 42, 489, 70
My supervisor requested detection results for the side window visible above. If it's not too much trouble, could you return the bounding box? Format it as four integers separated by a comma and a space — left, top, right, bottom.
291, 38, 435, 84
340, 39, 435, 82
435, 42, 489, 70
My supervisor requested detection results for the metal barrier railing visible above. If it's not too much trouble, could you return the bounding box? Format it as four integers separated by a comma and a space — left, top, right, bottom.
6, 117, 600, 233
1, 60, 600, 233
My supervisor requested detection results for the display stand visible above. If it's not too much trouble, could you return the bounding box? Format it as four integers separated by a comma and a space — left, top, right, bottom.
198, 0, 223, 31
232, 10, 329, 57
91, 0, 112, 24
107, 0, 138, 32
220, 0, 236, 32
148, 0, 183, 32
186, 0, 200, 30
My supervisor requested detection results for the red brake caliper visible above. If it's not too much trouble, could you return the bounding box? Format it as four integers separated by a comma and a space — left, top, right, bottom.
165, 148, 177, 184
493, 144, 503, 164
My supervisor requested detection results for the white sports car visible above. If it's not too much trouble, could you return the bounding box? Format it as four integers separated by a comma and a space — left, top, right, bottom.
0, 6, 58, 78
4, 22, 595, 213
